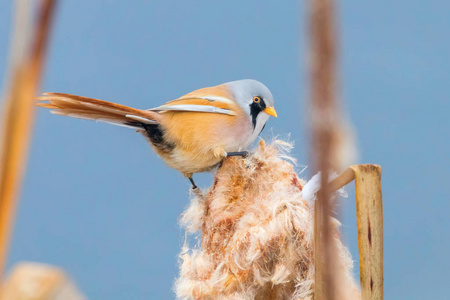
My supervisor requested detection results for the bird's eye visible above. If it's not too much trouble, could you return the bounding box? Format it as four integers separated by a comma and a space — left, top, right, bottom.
253, 96, 261, 103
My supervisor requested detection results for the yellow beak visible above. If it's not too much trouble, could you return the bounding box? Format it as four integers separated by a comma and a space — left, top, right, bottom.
263, 106, 277, 117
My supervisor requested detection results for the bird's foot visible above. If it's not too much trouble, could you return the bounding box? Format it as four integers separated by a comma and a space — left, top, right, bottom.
226, 151, 250, 158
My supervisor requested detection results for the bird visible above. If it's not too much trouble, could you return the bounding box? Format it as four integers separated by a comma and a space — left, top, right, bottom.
37, 79, 277, 189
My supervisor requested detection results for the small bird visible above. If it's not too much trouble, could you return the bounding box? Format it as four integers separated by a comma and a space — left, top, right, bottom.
37, 79, 277, 188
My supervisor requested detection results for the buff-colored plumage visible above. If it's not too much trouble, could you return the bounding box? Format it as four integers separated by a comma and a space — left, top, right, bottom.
157, 87, 251, 175
158, 110, 250, 175
37, 80, 277, 180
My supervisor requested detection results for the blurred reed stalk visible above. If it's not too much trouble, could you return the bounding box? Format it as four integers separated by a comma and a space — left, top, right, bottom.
0, 0, 57, 281
0, 263, 85, 299
309, 0, 384, 298
308, 0, 344, 298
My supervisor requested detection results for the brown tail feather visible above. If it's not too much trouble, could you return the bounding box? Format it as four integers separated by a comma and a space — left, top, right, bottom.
36, 93, 161, 128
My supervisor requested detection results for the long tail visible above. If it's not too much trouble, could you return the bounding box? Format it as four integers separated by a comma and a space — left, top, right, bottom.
36, 93, 162, 128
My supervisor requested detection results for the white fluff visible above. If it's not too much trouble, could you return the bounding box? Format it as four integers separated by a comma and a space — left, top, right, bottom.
301, 171, 348, 206
175, 140, 359, 300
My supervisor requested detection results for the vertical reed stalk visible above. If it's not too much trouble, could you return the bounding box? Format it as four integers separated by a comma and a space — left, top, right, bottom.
309, 0, 341, 298
322, 165, 384, 300
0, 0, 57, 280
351, 165, 383, 299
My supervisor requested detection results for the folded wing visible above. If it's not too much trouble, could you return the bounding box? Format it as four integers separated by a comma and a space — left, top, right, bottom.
149, 97, 235, 116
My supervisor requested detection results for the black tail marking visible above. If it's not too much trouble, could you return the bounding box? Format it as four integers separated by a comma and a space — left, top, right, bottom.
141, 123, 175, 152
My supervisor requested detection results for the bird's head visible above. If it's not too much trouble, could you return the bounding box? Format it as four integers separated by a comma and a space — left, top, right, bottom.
225, 79, 277, 134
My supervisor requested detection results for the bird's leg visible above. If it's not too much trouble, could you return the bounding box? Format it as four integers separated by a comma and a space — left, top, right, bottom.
226, 151, 249, 158
188, 177, 198, 190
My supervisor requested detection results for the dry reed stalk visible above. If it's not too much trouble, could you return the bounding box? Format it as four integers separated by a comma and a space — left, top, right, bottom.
351, 165, 383, 299
320, 165, 384, 300
308, 0, 343, 298
0, 0, 57, 280
176, 140, 360, 300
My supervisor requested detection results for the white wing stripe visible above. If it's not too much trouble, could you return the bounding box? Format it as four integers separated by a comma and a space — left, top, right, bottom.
176, 95, 234, 104
149, 105, 235, 116
125, 114, 158, 124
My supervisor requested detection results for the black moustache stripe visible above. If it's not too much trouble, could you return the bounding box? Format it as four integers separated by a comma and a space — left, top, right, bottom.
249, 98, 267, 129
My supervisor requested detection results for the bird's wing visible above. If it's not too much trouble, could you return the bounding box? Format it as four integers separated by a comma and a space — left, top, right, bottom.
148, 97, 236, 116
37, 93, 161, 128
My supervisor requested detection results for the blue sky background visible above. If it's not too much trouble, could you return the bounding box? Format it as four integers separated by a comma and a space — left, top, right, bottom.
1, 1, 449, 299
